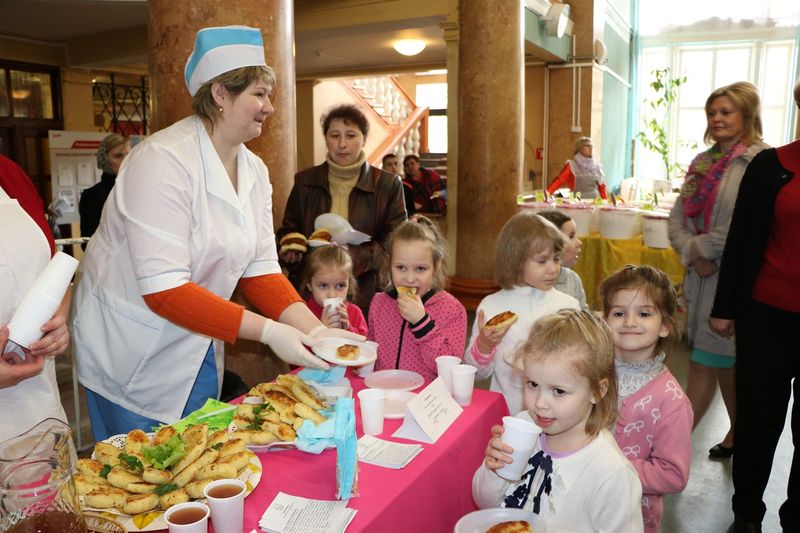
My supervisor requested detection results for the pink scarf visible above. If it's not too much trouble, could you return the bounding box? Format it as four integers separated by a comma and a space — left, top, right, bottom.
681, 142, 747, 231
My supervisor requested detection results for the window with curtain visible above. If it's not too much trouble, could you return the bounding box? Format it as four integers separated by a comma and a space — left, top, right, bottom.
634, 1, 799, 181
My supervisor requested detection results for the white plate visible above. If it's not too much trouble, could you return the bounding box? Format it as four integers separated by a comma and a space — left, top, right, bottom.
312, 338, 378, 367
384, 390, 416, 419
454, 508, 544, 533
314, 213, 371, 246
84, 432, 262, 532
307, 239, 332, 248
315, 213, 353, 235
364, 369, 424, 392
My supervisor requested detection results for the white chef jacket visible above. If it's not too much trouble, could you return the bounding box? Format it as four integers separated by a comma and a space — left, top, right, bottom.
0, 188, 68, 443
72, 116, 282, 422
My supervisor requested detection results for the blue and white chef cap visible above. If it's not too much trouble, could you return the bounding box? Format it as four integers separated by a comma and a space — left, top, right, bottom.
184, 25, 267, 96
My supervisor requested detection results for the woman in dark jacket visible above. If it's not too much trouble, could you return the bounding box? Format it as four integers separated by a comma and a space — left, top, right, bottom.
709, 79, 800, 533
278, 104, 407, 315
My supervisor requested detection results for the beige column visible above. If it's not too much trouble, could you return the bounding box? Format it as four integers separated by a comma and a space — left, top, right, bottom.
441, 1, 459, 273
147, 0, 296, 386
147, 0, 296, 224
450, 0, 524, 309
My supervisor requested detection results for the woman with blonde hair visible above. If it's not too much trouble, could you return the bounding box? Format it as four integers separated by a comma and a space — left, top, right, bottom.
710, 78, 800, 532
668, 81, 768, 460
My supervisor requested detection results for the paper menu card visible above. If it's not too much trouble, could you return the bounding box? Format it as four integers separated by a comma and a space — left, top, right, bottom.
259, 492, 356, 533
357, 434, 422, 469
392, 377, 462, 444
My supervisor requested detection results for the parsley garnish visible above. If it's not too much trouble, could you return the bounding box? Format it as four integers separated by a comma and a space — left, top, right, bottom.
99, 464, 112, 478
153, 483, 179, 496
118, 453, 144, 473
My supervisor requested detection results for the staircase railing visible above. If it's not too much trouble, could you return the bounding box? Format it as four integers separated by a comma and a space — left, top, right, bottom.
340, 75, 430, 166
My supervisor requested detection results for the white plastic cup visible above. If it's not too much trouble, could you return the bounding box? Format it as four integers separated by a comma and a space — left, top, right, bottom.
164, 501, 210, 533
323, 297, 344, 311
496, 416, 541, 481
358, 388, 387, 435
435, 355, 462, 395
450, 364, 478, 406
6, 251, 78, 348
203, 478, 246, 533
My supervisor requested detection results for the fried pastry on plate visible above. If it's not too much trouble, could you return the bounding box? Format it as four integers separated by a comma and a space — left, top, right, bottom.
196, 462, 237, 481
93, 441, 122, 466
77, 458, 105, 478
216, 450, 251, 472
84, 486, 130, 510
159, 488, 190, 509
229, 429, 278, 445
123, 493, 159, 515
218, 438, 246, 459
142, 466, 171, 485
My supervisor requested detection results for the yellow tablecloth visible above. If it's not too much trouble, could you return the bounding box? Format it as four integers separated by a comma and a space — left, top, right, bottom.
574, 233, 685, 309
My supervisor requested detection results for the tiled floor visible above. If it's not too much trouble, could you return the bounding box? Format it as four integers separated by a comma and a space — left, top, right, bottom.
659, 341, 793, 533
56, 337, 793, 531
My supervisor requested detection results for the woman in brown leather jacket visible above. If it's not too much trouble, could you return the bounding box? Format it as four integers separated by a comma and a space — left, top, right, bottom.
278, 104, 407, 315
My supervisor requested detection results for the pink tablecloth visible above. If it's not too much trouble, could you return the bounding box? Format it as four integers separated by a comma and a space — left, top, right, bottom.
234, 370, 509, 533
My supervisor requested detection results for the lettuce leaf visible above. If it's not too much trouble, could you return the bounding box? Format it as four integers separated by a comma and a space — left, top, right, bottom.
141, 435, 186, 470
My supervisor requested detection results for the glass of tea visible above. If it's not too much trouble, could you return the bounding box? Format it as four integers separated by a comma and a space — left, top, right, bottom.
203, 479, 246, 533
164, 502, 209, 533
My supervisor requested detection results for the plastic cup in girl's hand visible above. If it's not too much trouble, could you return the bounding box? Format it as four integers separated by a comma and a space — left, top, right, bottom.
496, 416, 541, 481
323, 297, 344, 311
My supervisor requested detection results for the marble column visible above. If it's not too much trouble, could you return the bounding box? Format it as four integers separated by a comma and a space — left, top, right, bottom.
147, 0, 296, 386
441, 8, 459, 274
147, 0, 296, 224
451, 0, 524, 309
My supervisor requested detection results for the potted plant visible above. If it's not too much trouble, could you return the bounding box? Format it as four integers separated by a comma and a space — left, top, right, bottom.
636, 67, 696, 185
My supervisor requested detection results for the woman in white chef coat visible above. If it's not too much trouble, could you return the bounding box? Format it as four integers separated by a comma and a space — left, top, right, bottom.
0, 158, 71, 443
71, 26, 360, 441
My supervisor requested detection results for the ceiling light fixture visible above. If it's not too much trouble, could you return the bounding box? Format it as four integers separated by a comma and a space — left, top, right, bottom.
393, 39, 426, 56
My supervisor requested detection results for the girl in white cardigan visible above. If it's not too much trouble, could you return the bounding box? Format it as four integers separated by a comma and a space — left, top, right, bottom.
464, 212, 579, 416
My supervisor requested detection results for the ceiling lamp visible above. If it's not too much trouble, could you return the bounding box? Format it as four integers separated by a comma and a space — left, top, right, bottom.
393, 39, 426, 56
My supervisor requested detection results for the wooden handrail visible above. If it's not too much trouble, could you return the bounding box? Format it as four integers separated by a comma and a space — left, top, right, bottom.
339, 80, 390, 128
368, 105, 430, 166
388, 75, 416, 109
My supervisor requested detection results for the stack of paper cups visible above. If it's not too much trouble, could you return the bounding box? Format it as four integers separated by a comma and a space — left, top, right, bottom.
6, 252, 78, 348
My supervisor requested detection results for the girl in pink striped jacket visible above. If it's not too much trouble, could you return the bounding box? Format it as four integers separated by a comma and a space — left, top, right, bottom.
367, 215, 466, 380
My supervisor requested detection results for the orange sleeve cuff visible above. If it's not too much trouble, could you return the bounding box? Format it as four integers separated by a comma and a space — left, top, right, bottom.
238, 274, 303, 320
143, 283, 244, 344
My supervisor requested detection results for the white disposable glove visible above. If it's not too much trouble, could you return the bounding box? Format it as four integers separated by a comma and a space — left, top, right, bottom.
260, 320, 329, 369
307, 325, 366, 343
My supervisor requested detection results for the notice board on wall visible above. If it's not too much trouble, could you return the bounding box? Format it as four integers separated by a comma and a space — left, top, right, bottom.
48, 130, 109, 225
47, 130, 144, 226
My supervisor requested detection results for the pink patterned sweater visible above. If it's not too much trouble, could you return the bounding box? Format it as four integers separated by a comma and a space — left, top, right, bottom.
367, 289, 467, 381
614, 369, 693, 532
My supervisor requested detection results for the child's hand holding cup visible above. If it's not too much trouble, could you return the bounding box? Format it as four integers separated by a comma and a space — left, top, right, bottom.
322, 297, 345, 329
493, 416, 541, 481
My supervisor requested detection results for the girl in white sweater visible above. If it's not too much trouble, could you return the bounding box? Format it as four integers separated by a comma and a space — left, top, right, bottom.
473, 310, 643, 532
464, 212, 579, 416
